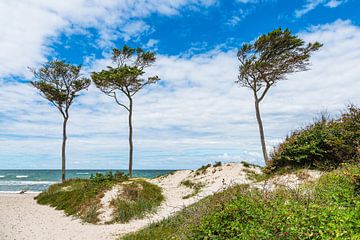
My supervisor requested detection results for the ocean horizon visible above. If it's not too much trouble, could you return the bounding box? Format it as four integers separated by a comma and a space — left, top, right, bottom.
0, 169, 176, 193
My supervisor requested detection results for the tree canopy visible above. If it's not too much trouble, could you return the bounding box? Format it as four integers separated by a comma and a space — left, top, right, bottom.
31, 60, 91, 118
237, 28, 322, 103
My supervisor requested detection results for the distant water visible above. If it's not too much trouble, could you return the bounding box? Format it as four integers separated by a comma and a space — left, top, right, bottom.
0, 169, 175, 193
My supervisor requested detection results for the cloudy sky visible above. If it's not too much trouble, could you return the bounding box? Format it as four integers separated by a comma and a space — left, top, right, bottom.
0, 0, 359, 170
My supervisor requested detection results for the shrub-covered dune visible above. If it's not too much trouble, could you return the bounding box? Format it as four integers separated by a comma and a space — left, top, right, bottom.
35, 172, 164, 224
122, 164, 360, 240
122, 106, 360, 240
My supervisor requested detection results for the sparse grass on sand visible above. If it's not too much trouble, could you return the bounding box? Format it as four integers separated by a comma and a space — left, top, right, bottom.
180, 179, 205, 199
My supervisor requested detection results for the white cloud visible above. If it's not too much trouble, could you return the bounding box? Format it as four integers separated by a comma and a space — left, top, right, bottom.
295, 0, 347, 17
145, 39, 160, 49
0, 0, 216, 78
1, 19, 359, 169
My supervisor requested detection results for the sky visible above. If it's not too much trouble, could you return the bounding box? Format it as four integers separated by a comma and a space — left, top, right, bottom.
0, 0, 359, 170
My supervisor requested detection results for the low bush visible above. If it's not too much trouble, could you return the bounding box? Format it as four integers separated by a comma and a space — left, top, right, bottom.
266, 105, 360, 173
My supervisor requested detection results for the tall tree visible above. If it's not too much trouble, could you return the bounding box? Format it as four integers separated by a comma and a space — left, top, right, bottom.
91, 46, 159, 177
237, 28, 322, 165
30, 60, 90, 182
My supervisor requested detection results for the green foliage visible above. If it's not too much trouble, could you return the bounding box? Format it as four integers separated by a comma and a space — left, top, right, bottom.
111, 180, 164, 223
122, 183, 249, 240
31, 60, 90, 116
36, 176, 163, 224
123, 165, 360, 240
195, 164, 211, 175
243, 168, 268, 182
194, 165, 360, 240
91, 46, 159, 100
213, 161, 222, 167
267, 105, 360, 173
35, 178, 115, 223
237, 28, 322, 91
180, 180, 205, 199
90, 171, 128, 183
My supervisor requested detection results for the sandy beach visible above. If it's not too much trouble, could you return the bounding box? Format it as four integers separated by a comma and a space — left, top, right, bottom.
0, 163, 259, 240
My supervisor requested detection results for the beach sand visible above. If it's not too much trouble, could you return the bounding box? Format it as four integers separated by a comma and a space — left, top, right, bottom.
1, 163, 318, 240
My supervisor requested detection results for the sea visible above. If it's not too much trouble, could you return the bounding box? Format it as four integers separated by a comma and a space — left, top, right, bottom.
0, 169, 175, 193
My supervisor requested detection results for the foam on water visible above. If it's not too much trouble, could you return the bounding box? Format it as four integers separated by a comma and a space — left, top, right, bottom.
0, 181, 57, 186
16, 175, 28, 178
76, 172, 89, 175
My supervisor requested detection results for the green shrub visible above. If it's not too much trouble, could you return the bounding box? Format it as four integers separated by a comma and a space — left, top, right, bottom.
90, 171, 128, 183
123, 165, 360, 240
122, 184, 250, 240
194, 164, 360, 240
267, 105, 360, 173
111, 180, 164, 223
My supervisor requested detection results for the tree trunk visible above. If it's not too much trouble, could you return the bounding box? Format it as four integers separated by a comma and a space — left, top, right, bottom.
254, 99, 269, 165
61, 117, 68, 182
128, 98, 133, 177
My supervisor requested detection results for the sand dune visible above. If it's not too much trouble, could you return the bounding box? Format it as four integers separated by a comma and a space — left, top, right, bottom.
0, 163, 320, 240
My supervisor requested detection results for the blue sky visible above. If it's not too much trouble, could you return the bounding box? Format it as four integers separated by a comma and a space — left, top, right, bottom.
0, 0, 359, 169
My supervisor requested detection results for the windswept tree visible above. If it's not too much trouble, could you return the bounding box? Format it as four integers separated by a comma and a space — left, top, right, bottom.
237, 28, 322, 165
91, 46, 159, 177
30, 60, 90, 181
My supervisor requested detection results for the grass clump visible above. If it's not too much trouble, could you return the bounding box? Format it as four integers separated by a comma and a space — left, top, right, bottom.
243, 168, 268, 182
35, 171, 128, 223
180, 180, 205, 199
266, 105, 360, 173
111, 180, 164, 223
213, 161, 222, 167
123, 164, 360, 240
195, 164, 211, 175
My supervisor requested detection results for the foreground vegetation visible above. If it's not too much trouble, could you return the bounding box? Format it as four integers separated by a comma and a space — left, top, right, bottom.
123, 164, 360, 239
35, 172, 163, 223
267, 105, 359, 173
123, 106, 359, 239
111, 180, 164, 223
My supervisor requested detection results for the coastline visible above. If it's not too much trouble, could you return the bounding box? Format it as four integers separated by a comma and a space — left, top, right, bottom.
0, 163, 255, 240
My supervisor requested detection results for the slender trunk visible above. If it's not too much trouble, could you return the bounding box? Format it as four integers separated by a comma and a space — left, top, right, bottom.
254, 99, 269, 165
128, 98, 133, 177
61, 117, 68, 182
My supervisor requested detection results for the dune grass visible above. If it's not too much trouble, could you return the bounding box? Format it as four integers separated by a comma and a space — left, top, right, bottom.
110, 180, 164, 223
35, 178, 114, 223
122, 164, 360, 240
180, 179, 205, 199
35, 172, 164, 224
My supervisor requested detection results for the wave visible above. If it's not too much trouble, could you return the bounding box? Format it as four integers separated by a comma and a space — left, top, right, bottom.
16, 175, 28, 178
0, 175, 5, 178
0, 190, 42, 194
0, 181, 57, 186
76, 172, 89, 175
